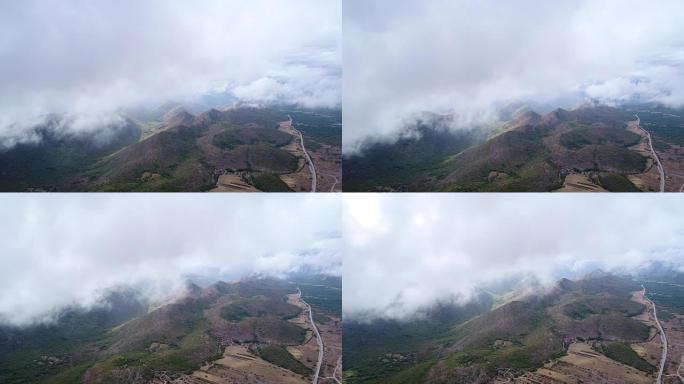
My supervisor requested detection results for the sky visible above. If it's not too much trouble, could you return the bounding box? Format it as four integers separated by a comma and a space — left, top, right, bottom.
344, 194, 684, 321
343, 0, 684, 153
0, 194, 341, 326
0, 0, 341, 147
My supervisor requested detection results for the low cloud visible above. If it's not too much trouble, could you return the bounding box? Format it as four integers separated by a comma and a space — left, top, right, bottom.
343, 194, 684, 320
343, 0, 684, 153
0, 0, 340, 147
0, 194, 340, 326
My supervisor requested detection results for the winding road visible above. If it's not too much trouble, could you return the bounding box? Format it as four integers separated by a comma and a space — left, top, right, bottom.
643, 285, 668, 384
289, 116, 317, 192
298, 287, 323, 384
635, 114, 665, 192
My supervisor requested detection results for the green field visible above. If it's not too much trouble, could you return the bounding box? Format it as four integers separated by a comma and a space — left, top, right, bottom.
290, 275, 341, 316
283, 108, 342, 147
641, 281, 684, 314
257, 345, 312, 376
602, 342, 655, 373
631, 108, 684, 149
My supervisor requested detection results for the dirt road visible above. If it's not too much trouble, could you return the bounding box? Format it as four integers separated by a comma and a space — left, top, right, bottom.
289, 116, 317, 192
298, 288, 323, 383
643, 285, 668, 384
635, 114, 665, 192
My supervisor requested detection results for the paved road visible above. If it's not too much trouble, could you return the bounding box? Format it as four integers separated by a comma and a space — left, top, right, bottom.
289, 116, 317, 192
635, 114, 665, 192
643, 285, 668, 384
298, 288, 323, 384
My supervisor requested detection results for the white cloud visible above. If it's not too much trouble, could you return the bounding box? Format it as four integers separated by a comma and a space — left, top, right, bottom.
343, 0, 684, 152
343, 194, 684, 320
0, 0, 341, 145
0, 194, 341, 326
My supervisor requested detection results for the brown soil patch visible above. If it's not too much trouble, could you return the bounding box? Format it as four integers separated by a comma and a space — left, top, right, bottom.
556, 173, 607, 192
210, 174, 260, 192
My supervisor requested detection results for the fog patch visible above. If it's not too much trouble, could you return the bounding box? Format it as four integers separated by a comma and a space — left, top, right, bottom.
343, 194, 684, 321
0, 194, 341, 326
343, 0, 684, 153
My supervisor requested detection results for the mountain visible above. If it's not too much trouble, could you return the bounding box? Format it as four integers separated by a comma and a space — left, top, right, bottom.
343, 113, 487, 191
0, 116, 141, 191
0, 104, 342, 192
344, 104, 684, 192
343, 272, 675, 384
0, 276, 342, 384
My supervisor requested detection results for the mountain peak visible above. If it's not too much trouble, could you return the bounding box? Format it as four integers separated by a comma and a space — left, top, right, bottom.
164, 108, 194, 127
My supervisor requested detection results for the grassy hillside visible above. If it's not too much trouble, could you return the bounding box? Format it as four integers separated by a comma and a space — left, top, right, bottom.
0, 118, 141, 191
343, 120, 485, 191
0, 278, 312, 384
0, 106, 310, 192
343, 274, 653, 384
343, 105, 652, 192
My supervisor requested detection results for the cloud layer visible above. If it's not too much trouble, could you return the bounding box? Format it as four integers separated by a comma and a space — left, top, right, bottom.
0, 194, 340, 326
343, 194, 684, 320
343, 0, 684, 152
0, 0, 340, 145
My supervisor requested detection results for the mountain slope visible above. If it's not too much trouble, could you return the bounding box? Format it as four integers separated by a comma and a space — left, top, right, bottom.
343, 273, 655, 384
344, 105, 653, 192
0, 117, 141, 191
0, 278, 331, 384
343, 114, 486, 191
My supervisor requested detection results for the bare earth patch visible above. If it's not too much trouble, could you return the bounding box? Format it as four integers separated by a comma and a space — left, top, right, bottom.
556, 173, 607, 192
210, 174, 260, 192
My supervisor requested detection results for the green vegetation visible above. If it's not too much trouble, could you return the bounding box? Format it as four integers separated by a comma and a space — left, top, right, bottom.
42, 363, 93, 384
642, 281, 684, 313
252, 317, 307, 344
345, 106, 656, 192
603, 342, 655, 373
633, 108, 684, 148
0, 278, 313, 383
249, 173, 292, 192
291, 275, 342, 316
0, 106, 305, 191
437, 129, 561, 192
562, 296, 644, 320
344, 274, 653, 384
257, 345, 312, 376
219, 297, 301, 322
284, 108, 342, 147
343, 123, 483, 191
598, 173, 640, 192
559, 125, 640, 150
244, 144, 299, 173
211, 125, 292, 150
384, 361, 435, 384
0, 121, 141, 191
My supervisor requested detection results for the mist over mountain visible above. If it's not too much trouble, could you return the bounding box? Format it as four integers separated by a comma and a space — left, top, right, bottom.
0, 0, 340, 148
343, 0, 684, 153
0, 194, 340, 327
343, 194, 684, 321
